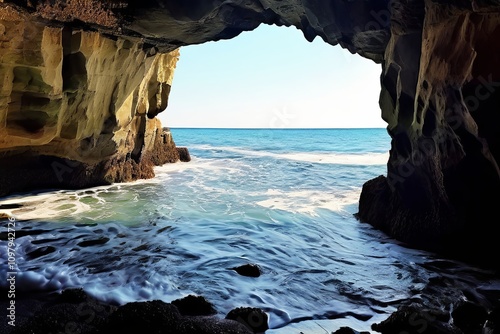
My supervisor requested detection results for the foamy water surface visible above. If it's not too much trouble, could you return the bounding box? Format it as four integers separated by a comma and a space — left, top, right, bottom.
2, 128, 499, 332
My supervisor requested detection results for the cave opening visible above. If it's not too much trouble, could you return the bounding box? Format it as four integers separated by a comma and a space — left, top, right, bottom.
3, 3, 500, 333
160, 23, 387, 130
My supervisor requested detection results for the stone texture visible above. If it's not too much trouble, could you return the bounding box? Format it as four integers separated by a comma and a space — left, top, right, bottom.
370, 304, 459, 334
226, 307, 269, 333
2, 288, 253, 334
171, 295, 218, 316
1, 0, 499, 265
0, 6, 180, 196
357, 1, 500, 266
176, 146, 191, 162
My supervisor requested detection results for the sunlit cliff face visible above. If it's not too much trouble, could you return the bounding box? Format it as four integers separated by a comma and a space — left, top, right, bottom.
0, 6, 180, 193
1, 0, 499, 265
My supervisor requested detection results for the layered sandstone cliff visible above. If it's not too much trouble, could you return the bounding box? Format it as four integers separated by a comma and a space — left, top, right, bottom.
0, 4, 180, 196
1, 0, 499, 264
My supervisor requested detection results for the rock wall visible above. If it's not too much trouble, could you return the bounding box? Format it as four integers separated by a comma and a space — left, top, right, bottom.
0, 5, 180, 196
358, 1, 500, 264
1, 0, 499, 264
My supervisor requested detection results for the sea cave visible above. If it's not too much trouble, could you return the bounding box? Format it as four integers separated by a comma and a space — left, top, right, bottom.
1, 1, 500, 333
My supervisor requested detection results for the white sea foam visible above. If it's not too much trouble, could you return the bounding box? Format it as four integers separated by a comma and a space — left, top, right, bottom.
0, 177, 160, 221
0, 158, 251, 221
0, 144, 383, 221
256, 188, 361, 216
154, 156, 247, 176
280, 152, 388, 165
0, 192, 92, 221
189, 144, 389, 165
0, 235, 83, 292
0, 252, 162, 304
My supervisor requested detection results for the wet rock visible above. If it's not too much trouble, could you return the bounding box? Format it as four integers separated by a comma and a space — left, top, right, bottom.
58, 288, 89, 303
371, 304, 459, 334
356, 2, 500, 268
484, 306, 500, 334
4, 289, 254, 334
101, 300, 181, 333
226, 307, 269, 333
176, 317, 253, 334
333, 327, 370, 334
99, 299, 253, 334
451, 300, 488, 333
172, 294, 217, 316
10, 290, 115, 334
230, 264, 261, 277
177, 147, 192, 162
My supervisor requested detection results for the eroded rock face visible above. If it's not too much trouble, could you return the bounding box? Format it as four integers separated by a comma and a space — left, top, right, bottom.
0, 5, 180, 195
1, 0, 499, 263
358, 1, 500, 264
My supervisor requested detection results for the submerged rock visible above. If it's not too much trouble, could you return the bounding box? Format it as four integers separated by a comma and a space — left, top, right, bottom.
230, 264, 262, 277
177, 147, 192, 162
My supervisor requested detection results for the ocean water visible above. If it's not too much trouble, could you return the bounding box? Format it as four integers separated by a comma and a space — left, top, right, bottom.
1, 128, 500, 333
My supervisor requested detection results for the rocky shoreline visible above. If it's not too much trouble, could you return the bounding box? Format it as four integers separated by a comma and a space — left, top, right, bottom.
0, 289, 264, 334
2, 280, 500, 334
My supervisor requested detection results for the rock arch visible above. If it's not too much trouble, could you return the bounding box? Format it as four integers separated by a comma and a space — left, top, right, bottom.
0, 0, 499, 265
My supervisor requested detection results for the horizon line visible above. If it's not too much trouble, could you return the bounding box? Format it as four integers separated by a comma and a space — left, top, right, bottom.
166, 126, 387, 130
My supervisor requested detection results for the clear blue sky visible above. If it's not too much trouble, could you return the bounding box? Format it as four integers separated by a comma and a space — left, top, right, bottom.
159, 23, 386, 129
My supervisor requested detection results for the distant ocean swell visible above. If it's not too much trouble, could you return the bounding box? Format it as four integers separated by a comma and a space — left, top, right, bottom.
188, 144, 390, 165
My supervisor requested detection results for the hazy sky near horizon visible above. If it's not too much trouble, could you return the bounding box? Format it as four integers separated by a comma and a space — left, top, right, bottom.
159, 23, 386, 129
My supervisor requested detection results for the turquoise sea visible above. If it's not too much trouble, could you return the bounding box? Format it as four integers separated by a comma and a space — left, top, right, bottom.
2, 128, 500, 333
